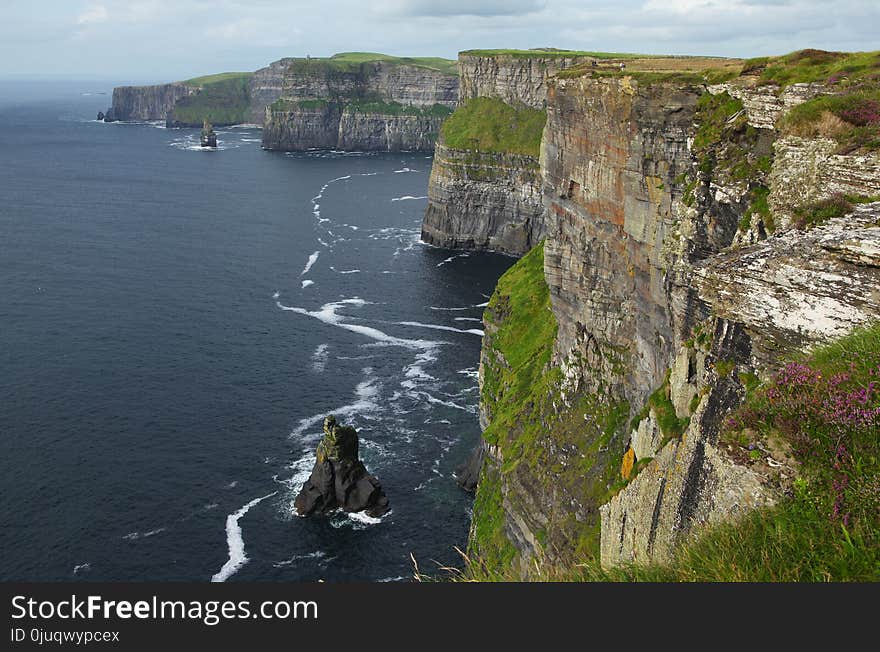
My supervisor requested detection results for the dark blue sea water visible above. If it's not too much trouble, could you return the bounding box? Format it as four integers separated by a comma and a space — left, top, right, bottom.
0, 81, 513, 581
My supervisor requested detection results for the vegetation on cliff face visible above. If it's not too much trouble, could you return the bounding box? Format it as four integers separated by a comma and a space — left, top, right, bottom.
782, 87, 880, 152
441, 98, 546, 157
171, 73, 252, 125
460, 323, 880, 581
683, 89, 775, 233
468, 243, 630, 577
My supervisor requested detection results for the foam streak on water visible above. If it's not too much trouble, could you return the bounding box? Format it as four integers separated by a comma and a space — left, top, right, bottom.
211, 492, 277, 582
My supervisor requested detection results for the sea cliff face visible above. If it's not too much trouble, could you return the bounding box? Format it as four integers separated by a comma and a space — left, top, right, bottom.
246, 58, 294, 125
104, 83, 194, 121
422, 53, 590, 255
421, 144, 546, 254
105, 54, 456, 135
457, 55, 880, 577
262, 101, 447, 152
261, 60, 458, 151
459, 53, 591, 109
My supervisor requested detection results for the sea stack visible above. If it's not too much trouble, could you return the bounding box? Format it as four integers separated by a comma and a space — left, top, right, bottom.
294, 416, 389, 518
200, 119, 217, 148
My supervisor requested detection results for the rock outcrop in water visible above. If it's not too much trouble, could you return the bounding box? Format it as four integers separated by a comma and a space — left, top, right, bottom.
430, 50, 880, 578
294, 416, 389, 518
200, 120, 217, 148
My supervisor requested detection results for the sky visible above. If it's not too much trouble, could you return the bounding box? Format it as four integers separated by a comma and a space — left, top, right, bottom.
1, 0, 878, 82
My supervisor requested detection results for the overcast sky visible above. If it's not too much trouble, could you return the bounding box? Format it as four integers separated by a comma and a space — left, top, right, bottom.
2, 1, 877, 82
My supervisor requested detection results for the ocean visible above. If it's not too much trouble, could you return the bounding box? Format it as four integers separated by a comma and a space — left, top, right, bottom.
0, 81, 513, 581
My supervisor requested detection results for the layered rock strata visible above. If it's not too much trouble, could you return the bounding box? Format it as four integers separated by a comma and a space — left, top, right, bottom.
103, 83, 194, 122
463, 62, 880, 575
261, 60, 458, 151
421, 144, 546, 254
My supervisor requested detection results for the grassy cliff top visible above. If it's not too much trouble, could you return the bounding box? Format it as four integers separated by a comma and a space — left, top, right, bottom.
460, 48, 650, 59
744, 49, 880, 87
557, 55, 744, 84
440, 97, 546, 156
286, 52, 458, 76
183, 71, 253, 86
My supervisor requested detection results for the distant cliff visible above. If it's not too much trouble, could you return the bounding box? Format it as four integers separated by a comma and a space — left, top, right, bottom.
103, 83, 195, 122
422, 51, 592, 255
103, 53, 457, 137
261, 54, 458, 151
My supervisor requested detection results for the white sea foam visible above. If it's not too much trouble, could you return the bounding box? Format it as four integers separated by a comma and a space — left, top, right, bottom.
73, 563, 91, 575
377, 575, 408, 582
391, 195, 427, 202
289, 369, 382, 439
474, 301, 489, 308
301, 251, 319, 276
211, 492, 277, 582
454, 317, 483, 323
393, 167, 417, 173
122, 527, 167, 541
312, 343, 329, 373
436, 253, 470, 268
397, 321, 484, 337
273, 551, 328, 568
347, 510, 386, 525
301, 280, 314, 288
277, 299, 438, 351
227, 481, 238, 488
272, 291, 280, 299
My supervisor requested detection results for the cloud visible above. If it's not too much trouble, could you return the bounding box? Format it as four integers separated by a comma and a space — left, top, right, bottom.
2, 0, 878, 80
76, 4, 109, 25
379, 0, 547, 17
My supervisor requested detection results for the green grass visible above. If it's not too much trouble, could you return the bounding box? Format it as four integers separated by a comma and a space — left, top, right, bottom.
346, 99, 452, 117
792, 194, 880, 229
183, 71, 252, 86
745, 49, 880, 88
741, 185, 773, 232
440, 97, 546, 157
445, 323, 880, 582
170, 75, 252, 125
466, 243, 631, 574
460, 49, 648, 60
632, 373, 689, 442
781, 88, 880, 152
285, 52, 458, 76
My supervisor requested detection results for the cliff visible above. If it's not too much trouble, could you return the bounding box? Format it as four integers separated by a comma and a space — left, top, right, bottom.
247, 58, 295, 125
103, 83, 194, 121
261, 54, 458, 151
105, 53, 456, 134
456, 50, 880, 579
423, 51, 595, 255
458, 50, 594, 110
